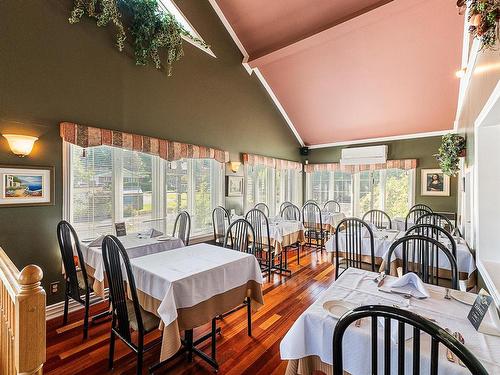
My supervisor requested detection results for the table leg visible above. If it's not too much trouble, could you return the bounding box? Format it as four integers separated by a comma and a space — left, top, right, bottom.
247, 297, 252, 337
185, 329, 193, 362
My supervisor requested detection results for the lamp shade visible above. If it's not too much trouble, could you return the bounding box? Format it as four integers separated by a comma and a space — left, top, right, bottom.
2, 134, 38, 156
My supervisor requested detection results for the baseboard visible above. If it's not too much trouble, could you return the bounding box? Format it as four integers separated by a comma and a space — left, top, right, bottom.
46, 291, 108, 321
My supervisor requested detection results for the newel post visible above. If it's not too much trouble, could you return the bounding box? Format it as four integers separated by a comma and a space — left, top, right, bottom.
15, 265, 46, 375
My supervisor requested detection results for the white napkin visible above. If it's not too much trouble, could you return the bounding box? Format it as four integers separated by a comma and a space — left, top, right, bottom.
149, 228, 164, 238
389, 273, 430, 299
88, 235, 105, 248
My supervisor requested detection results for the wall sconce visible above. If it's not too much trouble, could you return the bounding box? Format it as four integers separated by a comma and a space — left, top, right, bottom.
229, 161, 241, 173
2, 134, 38, 157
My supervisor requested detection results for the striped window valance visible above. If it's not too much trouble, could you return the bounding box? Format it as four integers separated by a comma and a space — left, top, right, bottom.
304, 159, 417, 173
60, 122, 229, 163
242, 153, 302, 171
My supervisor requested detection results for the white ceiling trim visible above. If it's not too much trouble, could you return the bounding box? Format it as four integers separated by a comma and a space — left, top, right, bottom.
307, 130, 449, 149
208, 0, 305, 146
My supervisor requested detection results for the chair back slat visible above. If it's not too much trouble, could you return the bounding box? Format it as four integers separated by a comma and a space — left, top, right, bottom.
281, 204, 300, 221
324, 200, 341, 213
410, 203, 433, 212
333, 305, 488, 375
212, 206, 230, 245
405, 223, 457, 260
173, 211, 191, 246
56, 220, 88, 301
254, 202, 270, 217
223, 218, 255, 254
334, 218, 375, 278
362, 209, 392, 229
385, 234, 459, 289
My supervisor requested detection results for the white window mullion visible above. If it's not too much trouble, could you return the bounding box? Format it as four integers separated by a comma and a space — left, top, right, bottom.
113, 148, 123, 224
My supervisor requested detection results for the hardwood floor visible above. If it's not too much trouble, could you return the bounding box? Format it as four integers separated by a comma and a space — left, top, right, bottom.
46, 247, 336, 375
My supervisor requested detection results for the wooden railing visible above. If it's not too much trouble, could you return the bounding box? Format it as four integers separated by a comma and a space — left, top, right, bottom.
0, 247, 45, 374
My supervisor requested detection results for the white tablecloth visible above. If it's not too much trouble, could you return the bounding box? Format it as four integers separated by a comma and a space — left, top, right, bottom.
280, 268, 500, 374
321, 212, 346, 230
80, 234, 184, 282
268, 218, 304, 244
129, 243, 263, 327
393, 217, 412, 231
327, 230, 476, 277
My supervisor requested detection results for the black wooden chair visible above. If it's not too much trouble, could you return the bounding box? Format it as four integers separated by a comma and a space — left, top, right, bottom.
101, 235, 162, 375
405, 223, 457, 260
362, 209, 392, 229
302, 202, 327, 252
173, 210, 191, 246
254, 202, 270, 217
281, 203, 301, 221
405, 207, 432, 230
332, 305, 488, 375
223, 218, 255, 254
56, 220, 92, 339
385, 235, 459, 289
279, 201, 293, 215
416, 212, 455, 234
212, 206, 230, 246
279, 204, 302, 265
410, 203, 433, 212
246, 209, 286, 281
323, 200, 341, 213
334, 218, 375, 279
222, 219, 255, 335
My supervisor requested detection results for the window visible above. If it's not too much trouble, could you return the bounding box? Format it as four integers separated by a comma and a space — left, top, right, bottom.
67, 143, 223, 239
245, 165, 271, 213
306, 168, 414, 217
158, 0, 215, 57
274, 169, 302, 214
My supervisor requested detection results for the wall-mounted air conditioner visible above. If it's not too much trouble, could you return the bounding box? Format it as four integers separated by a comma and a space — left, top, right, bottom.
340, 145, 388, 165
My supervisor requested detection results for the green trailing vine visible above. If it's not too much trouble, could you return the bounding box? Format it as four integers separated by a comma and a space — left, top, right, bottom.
68, 0, 209, 75
458, 0, 500, 50
435, 134, 467, 176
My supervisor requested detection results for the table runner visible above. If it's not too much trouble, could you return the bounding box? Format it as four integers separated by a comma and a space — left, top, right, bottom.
280, 268, 500, 374
80, 234, 184, 297
129, 243, 264, 360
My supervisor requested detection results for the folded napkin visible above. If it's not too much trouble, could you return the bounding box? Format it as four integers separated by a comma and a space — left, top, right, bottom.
389, 272, 430, 299
88, 235, 105, 248
149, 228, 163, 238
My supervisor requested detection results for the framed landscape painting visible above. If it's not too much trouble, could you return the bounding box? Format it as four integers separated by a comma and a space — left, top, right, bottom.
421, 168, 450, 196
0, 165, 54, 207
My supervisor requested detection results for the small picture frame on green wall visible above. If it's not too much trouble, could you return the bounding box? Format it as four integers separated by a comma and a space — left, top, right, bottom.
226, 176, 244, 197
0, 165, 54, 207
421, 168, 450, 196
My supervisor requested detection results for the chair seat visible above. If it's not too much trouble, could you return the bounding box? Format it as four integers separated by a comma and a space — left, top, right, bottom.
126, 300, 161, 333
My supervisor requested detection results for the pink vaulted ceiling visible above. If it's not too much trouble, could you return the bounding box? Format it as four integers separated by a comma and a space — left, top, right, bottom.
214, 0, 464, 146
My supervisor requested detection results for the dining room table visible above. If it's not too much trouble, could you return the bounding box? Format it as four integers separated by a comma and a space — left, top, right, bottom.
128, 243, 264, 368
320, 211, 346, 233
79, 233, 184, 297
280, 268, 500, 375
326, 228, 477, 289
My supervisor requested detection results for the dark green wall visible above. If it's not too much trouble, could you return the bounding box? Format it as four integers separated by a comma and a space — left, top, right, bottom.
303, 136, 458, 213
0, 0, 300, 304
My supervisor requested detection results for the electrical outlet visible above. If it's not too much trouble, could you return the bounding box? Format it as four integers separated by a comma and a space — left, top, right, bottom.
50, 282, 59, 295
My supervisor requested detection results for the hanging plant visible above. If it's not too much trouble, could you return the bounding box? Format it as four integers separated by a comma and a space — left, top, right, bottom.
434, 134, 467, 177
462, 0, 500, 50
68, 0, 209, 75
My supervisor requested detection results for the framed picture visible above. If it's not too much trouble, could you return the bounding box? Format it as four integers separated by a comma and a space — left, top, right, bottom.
226, 175, 244, 197
0, 165, 54, 207
421, 169, 450, 196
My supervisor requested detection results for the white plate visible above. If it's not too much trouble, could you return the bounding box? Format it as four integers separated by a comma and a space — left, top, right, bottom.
81, 238, 96, 243
322, 300, 357, 319
156, 235, 172, 241
450, 290, 476, 306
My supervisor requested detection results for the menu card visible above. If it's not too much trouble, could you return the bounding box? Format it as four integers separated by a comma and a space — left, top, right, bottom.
115, 222, 127, 237
468, 289, 493, 331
